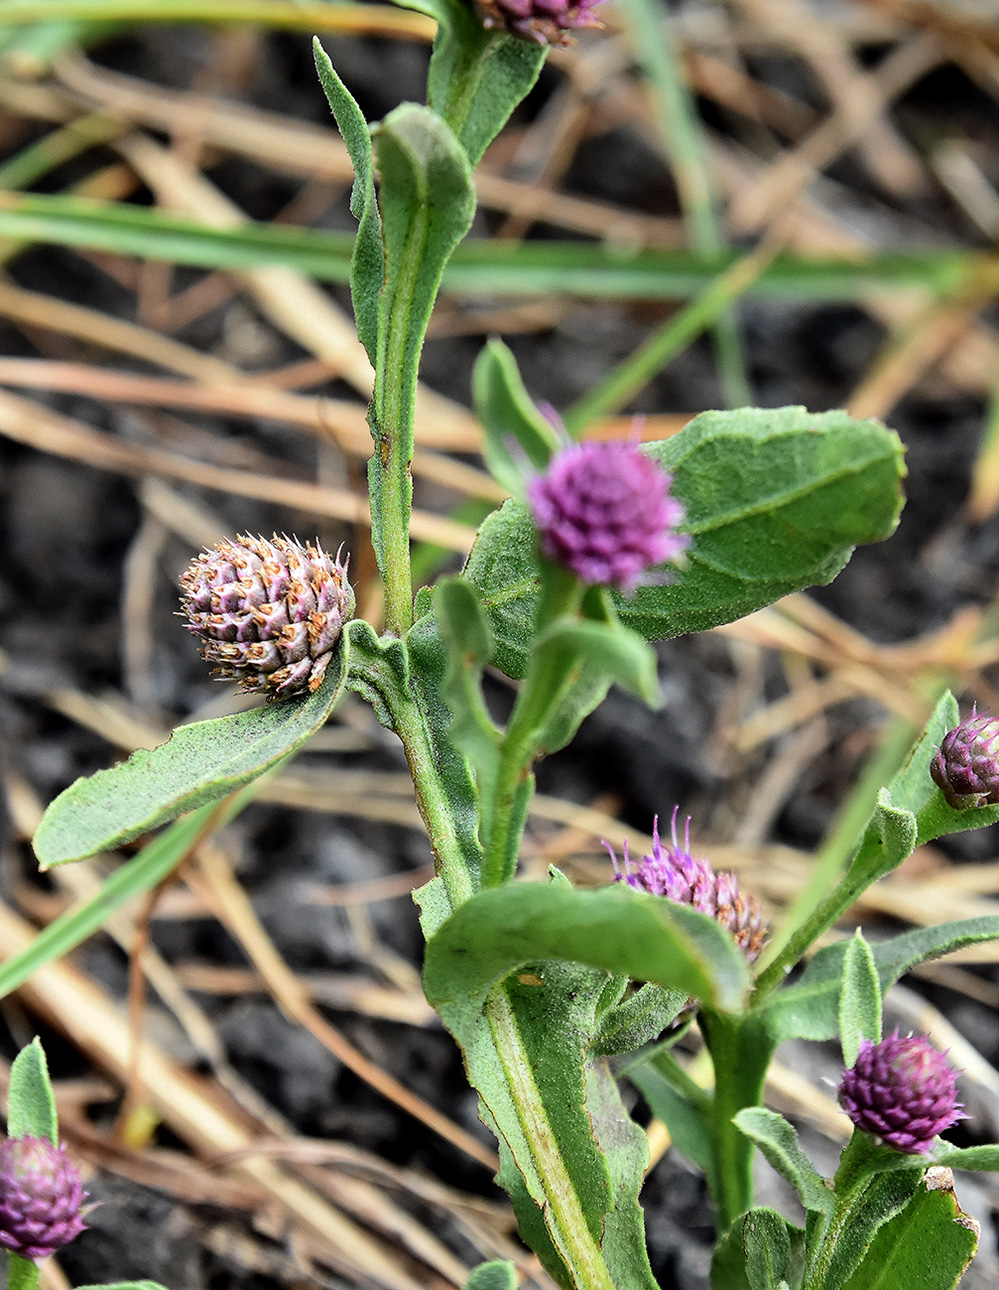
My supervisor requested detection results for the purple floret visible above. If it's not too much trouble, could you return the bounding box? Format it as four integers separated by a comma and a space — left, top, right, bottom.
527, 440, 688, 591
838, 1031, 964, 1154
930, 709, 999, 809
473, 0, 604, 45
0, 1137, 88, 1262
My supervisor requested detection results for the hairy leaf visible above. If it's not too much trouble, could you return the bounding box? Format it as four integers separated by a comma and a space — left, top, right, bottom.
839, 930, 881, 1067
733, 1109, 834, 1216
312, 40, 382, 361
465, 407, 905, 677
33, 644, 348, 867
473, 337, 560, 492
424, 881, 751, 1017
462, 1262, 517, 1290
8, 1039, 57, 1144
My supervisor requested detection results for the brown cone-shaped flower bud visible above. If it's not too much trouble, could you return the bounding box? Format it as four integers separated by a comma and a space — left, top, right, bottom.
0, 1136, 88, 1262
930, 709, 999, 809
180, 535, 353, 700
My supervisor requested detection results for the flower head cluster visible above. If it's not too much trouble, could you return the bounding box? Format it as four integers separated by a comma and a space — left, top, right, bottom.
180, 535, 353, 700
607, 808, 767, 963
527, 440, 688, 591
0, 1136, 88, 1262
930, 709, 999, 810
473, 0, 604, 46
838, 1031, 964, 1154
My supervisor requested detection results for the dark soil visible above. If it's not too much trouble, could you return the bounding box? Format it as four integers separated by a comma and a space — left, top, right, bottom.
2, 8, 999, 1290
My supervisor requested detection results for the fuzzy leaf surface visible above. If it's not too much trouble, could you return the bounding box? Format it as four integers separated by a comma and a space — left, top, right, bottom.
426, 0, 547, 166
836, 1177, 978, 1290
462, 1262, 517, 1290
464, 407, 905, 677
424, 881, 751, 1017
8, 1039, 57, 1144
733, 1108, 834, 1216
761, 916, 999, 1043
839, 930, 881, 1067
473, 337, 560, 492
312, 40, 381, 361
33, 646, 347, 867
712, 1210, 804, 1290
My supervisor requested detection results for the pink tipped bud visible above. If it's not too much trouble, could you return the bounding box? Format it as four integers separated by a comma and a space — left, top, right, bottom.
930, 710, 999, 809
473, 0, 604, 46
527, 441, 688, 591
180, 535, 354, 700
0, 1136, 88, 1262
606, 808, 767, 963
838, 1031, 964, 1154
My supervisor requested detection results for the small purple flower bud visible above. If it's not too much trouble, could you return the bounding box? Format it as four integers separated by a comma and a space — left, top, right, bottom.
473, 0, 604, 46
930, 709, 999, 809
838, 1031, 964, 1154
0, 1136, 88, 1262
527, 441, 689, 591
180, 535, 354, 700
606, 808, 767, 963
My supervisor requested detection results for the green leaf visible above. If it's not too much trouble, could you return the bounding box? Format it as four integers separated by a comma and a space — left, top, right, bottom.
427, 0, 547, 166
369, 103, 475, 582
839, 930, 881, 1068
464, 407, 905, 678
533, 618, 661, 711
7, 1256, 40, 1290
744, 1206, 793, 1290
837, 1174, 978, 1290
462, 1262, 517, 1290
312, 40, 382, 362
424, 881, 751, 1017
932, 1144, 999, 1171
7, 1039, 58, 1144
585, 1057, 660, 1289
433, 577, 501, 839
627, 1048, 715, 1184
810, 1169, 925, 1290
592, 982, 689, 1055
472, 337, 560, 493
711, 1210, 805, 1290
32, 637, 348, 867
732, 1108, 834, 1216
760, 916, 999, 1044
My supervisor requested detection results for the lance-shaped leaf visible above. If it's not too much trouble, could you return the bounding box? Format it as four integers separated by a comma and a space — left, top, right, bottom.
473, 337, 561, 493
759, 916, 999, 1044
463, 1262, 517, 1290
426, 0, 547, 166
424, 881, 751, 1017
33, 643, 348, 867
312, 40, 381, 362
840, 930, 882, 1068
733, 1109, 834, 1216
368, 104, 475, 579
8, 1040, 58, 1144
712, 1209, 804, 1290
464, 407, 905, 678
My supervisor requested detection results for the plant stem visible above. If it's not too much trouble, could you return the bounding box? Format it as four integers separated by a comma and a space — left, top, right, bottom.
486, 985, 618, 1290
700, 1009, 768, 1230
481, 569, 584, 887
388, 696, 476, 911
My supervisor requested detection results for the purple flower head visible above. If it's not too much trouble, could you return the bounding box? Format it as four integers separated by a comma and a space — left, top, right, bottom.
0, 1136, 88, 1262
838, 1031, 964, 1154
527, 439, 689, 591
606, 808, 767, 963
930, 708, 999, 810
473, 0, 604, 46
180, 534, 354, 700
